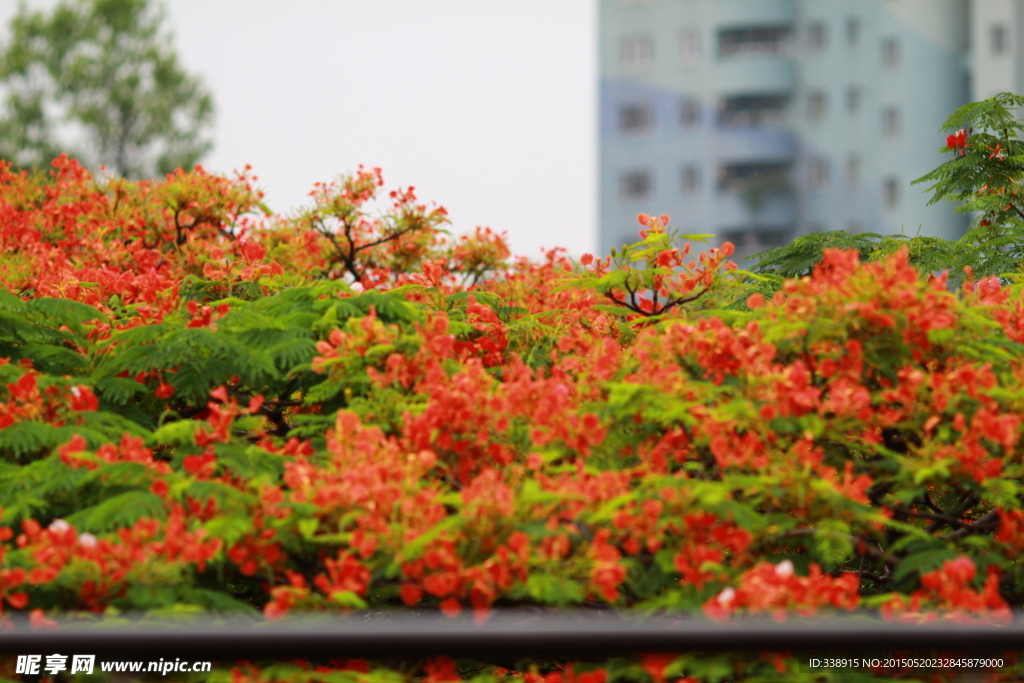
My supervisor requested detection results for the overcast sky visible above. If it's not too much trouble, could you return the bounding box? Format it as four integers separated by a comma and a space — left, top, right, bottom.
0, 0, 598, 259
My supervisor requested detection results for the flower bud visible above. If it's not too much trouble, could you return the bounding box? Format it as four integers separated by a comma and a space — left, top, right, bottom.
48, 519, 70, 534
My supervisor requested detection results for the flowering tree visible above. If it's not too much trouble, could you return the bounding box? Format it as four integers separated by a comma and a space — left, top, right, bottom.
0, 0, 214, 178
3, 99, 1024, 681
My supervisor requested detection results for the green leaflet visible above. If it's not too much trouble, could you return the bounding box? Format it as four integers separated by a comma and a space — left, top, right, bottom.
66, 490, 167, 532
523, 573, 586, 606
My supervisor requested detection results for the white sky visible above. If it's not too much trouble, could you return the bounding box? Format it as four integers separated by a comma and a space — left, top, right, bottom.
0, 0, 598, 259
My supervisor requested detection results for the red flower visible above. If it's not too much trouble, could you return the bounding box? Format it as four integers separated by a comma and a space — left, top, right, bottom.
183, 452, 217, 477
155, 381, 175, 399
640, 653, 676, 683
150, 480, 169, 498
882, 556, 1011, 624
424, 656, 461, 683
67, 385, 98, 412
674, 544, 723, 589
0, 567, 27, 612
314, 551, 371, 599
400, 584, 423, 606
946, 129, 968, 155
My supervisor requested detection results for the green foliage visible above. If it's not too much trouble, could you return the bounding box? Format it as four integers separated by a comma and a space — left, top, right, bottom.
913, 92, 1024, 218
745, 230, 982, 291
0, 0, 214, 178
746, 93, 1024, 294
11, 92, 1024, 683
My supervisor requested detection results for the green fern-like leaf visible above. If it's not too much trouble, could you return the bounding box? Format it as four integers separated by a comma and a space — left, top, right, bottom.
94, 376, 149, 405
748, 231, 887, 279
0, 454, 91, 523
65, 490, 167, 532
26, 297, 105, 332
0, 422, 107, 461
98, 326, 279, 402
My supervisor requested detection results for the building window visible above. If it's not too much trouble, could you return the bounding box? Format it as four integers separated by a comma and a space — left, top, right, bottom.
807, 91, 826, 121
808, 22, 826, 51
992, 24, 1009, 55
884, 177, 899, 207
620, 170, 652, 200
846, 17, 860, 45
620, 35, 653, 69
681, 98, 701, 127
718, 26, 791, 57
719, 93, 788, 127
847, 85, 863, 114
681, 27, 701, 63
883, 37, 899, 68
717, 162, 789, 193
720, 227, 791, 255
619, 103, 653, 132
808, 157, 828, 188
681, 165, 701, 194
845, 153, 861, 186
883, 106, 900, 137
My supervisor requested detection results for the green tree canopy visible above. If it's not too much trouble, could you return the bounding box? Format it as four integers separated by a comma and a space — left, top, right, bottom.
0, 0, 213, 179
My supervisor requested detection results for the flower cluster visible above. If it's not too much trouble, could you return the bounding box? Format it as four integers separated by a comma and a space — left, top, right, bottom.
2, 152, 1024, 682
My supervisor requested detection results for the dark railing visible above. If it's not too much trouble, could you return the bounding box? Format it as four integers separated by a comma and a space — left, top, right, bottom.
0, 612, 1022, 662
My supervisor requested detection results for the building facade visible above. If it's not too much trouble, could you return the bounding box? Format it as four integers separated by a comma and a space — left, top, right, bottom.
971, 0, 1024, 99
599, 0, 981, 261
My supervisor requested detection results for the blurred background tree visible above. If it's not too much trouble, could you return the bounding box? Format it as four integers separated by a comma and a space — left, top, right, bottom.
0, 0, 214, 179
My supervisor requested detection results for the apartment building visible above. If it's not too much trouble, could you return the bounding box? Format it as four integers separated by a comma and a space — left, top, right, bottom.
972, 0, 1024, 98
599, 0, 977, 261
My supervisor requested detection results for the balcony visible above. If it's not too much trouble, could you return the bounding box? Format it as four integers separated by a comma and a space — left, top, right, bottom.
719, 225, 793, 263
714, 193, 795, 232
717, 25, 792, 59
718, 94, 789, 127
713, 164, 795, 231
719, 109, 787, 128
712, 0, 795, 26
714, 126, 796, 163
714, 57, 796, 95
